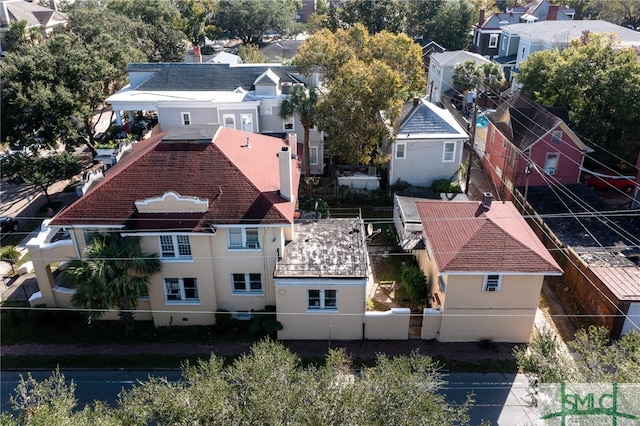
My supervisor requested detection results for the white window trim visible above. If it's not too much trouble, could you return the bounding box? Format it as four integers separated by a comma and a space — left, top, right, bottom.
442, 142, 455, 163
227, 227, 260, 250
482, 274, 502, 292
181, 112, 191, 126
231, 273, 263, 295
159, 235, 192, 260
240, 113, 253, 132
551, 130, 562, 143
310, 146, 318, 166
395, 142, 406, 159
164, 278, 200, 304
283, 116, 294, 131
223, 114, 236, 129
544, 152, 559, 176
260, 106, 273, 116
489, 33, 499, 49
307, 289, 338, 311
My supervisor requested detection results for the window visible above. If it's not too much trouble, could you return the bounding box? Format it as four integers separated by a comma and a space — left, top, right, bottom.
308, 289, 337, 310
508, 147, 516, 166
489, 34, 499, 49
551, 130, 562, 144
310, 146, 318, 165
164, 278, 199, 302
483, 275, 501, 292
159, 235, 192, 259
241, 114, 253, 132
501, 35, 508, 51
260, 106, 272, 116
228, 227, 260, 249
181, 112, 191, 126
544, 152, 559, 175
490, 127, 495, 145
283, 116, 294, 130
223, 114, 235, 128
395, 142, 406, 159
443, 142, 455, 162
232, 273, 263, 294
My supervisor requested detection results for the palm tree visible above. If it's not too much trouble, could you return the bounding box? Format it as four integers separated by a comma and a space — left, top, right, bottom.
279, 86, 319, 179
66, 233, 161, 336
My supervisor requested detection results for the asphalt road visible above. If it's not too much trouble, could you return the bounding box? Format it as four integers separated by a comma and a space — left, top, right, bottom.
1, 370, 539, 424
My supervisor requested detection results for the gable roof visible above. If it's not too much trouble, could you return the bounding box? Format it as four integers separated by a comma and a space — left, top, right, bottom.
129, 63, 304, 92
396, 98, 468, 140
488, 93, 592, 152
477, 0, 573, 30
501, 20, 640, 48
430, 50, 491, 68
0, 0, 66, 28
416, 200, 562, 274
51, 126, 300, 231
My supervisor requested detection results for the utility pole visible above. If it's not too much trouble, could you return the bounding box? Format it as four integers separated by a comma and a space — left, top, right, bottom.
464, 92, 478, 195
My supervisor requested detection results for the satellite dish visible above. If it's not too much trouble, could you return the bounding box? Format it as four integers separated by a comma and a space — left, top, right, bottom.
367, 223, 373, 236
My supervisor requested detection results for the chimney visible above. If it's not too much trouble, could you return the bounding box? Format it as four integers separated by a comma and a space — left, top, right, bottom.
547, 5, 559, 21
193, 45, 202, 63
478, 9, 485, 26
413, 97, 420, 107
482, 192, 493, 208
245, 137, 251, 148
287, 133, 298, 158
278, 146, 293, 201
50, 0, 58, 11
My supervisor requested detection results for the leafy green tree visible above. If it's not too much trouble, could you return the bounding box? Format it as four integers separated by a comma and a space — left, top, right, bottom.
452, 60, 506, 93
0, 152, 81, 203
423, 0, 474, 50
401, 267, 429, 306
515, 326, 640, 385
4, 20, 42, 52
214, 0, 301, 45
586, 0, 640, 28
339, 0, 405, 34
516, 32, 640, 164
66, 233, 161, 336
175, 0, 219, 47
279, 86, 319, 178
237, 43, 270, 63
116, 339, 471, 425
403, 0, 444, 38
0, 246, 21, 275
296, 24, 424, 165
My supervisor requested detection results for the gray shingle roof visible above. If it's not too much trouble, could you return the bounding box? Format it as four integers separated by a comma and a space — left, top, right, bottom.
131, 63, 304, 91
400, 103, 458, 134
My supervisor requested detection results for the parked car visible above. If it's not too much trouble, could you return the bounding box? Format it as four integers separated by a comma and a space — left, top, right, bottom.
0, 217, 19, 233
581, 170, 637, 193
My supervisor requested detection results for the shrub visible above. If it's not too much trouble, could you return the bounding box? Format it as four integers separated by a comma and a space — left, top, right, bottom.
249, 305, 282, 337
300, 198, 330, 218
431, 179, 461, 193
215, 309, 234, 330
401, 267, 429, 307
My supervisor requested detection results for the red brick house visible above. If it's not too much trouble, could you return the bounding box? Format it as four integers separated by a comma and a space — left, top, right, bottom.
483, 93, 593, 200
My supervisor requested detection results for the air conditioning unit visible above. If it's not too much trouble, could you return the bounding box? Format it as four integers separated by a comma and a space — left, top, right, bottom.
247, 242, 259, 249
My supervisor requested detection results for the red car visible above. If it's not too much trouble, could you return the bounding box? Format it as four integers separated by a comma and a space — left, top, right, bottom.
581, 170, 637, 193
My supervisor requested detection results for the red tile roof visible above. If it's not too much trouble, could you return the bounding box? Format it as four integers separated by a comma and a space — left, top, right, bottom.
416, 200, 562, 274
52, 127, 300, 231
